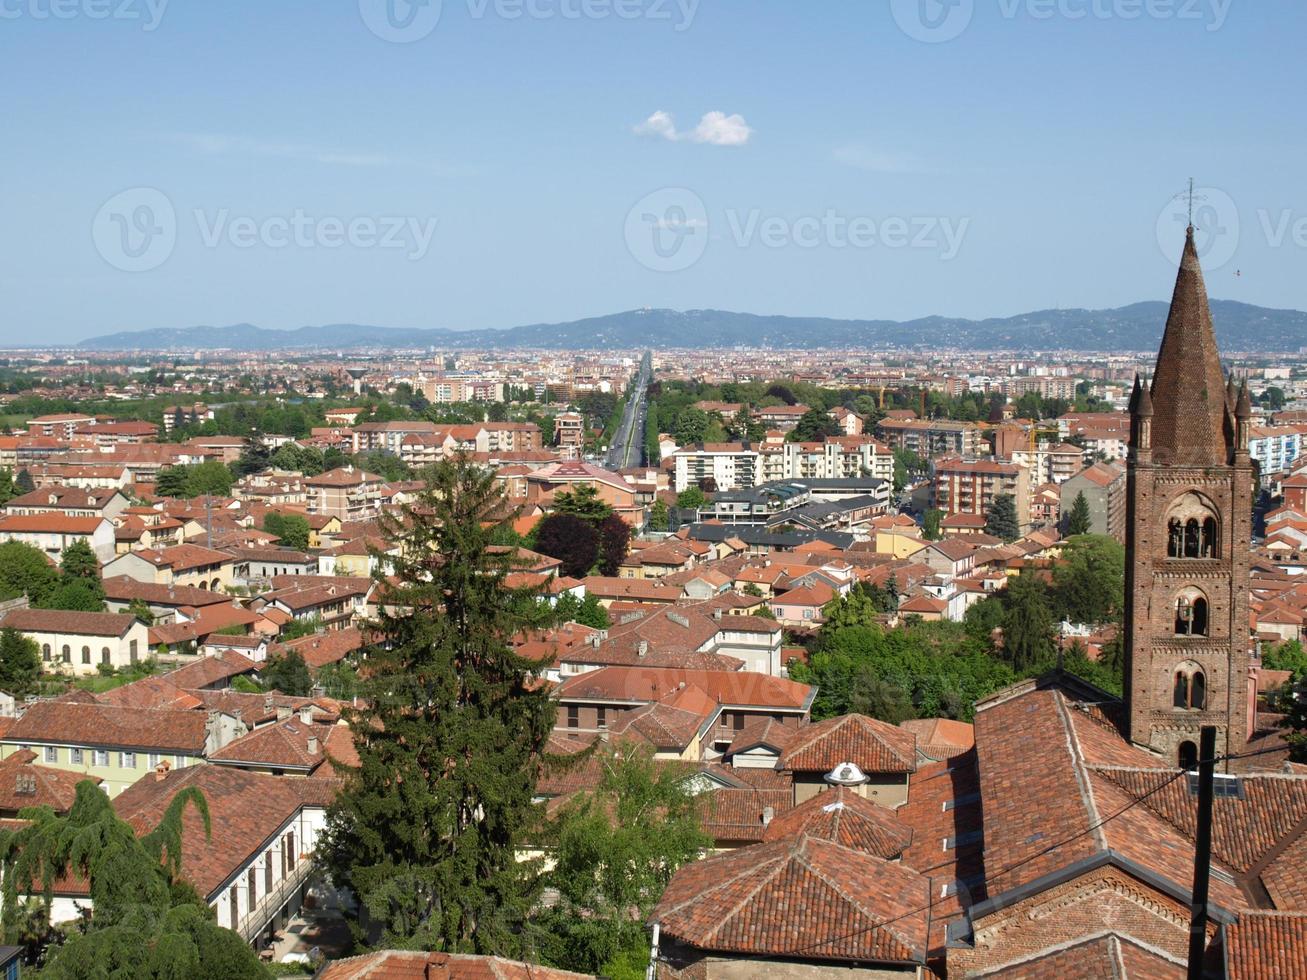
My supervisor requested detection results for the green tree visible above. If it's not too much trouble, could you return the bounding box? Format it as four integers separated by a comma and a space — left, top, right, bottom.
985, 493, 1020, 543
576, 593, 610, 630
788, 407, 838, 442
1065, 491, 1092, 536
277, 615, 323, 642
922, 508, 944, 541
128, 598, 156, 626
14, 470, 34, 493
552, 484, 613, 523
0, 628, 41, 696
261, 650, 312, 696
673, 408, 711, 446
675, 486, 706, 510
1001, 571, 1057, 673
0, 468, 18, 505
0, 781, 268, 978
59, 539, 100, 582
1051, 534, 1125, 626
37, 579, 106, 612
188, 460, 235, 497
263, 511, 311, 552
1264, 640, 1307, 677
648, 498, 669, 532
154, 465, 192, 498
319, 457, 557, 955
532, 746, 709, 977
0, 542, 60, 605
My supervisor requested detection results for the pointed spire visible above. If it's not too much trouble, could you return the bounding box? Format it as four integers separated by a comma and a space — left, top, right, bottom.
1236, 380, 1252, 419
1226, 372, 1239, 413
1130, 374, 1153, 417
1149, 226, 1230, 466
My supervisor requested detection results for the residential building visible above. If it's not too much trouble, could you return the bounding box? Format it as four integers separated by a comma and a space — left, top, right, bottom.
1060, 460, 1127, 541
876, 418, 984, 459
0, 608, 149, 675
671, 442, 759, 492
304, 466, 384, 521
0, 512, 116, 562
102, 544, 236, 591
932, 456, 1032, 533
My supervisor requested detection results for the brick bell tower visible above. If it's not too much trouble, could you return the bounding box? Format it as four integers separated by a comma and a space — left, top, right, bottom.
1124, 225, 1254, 768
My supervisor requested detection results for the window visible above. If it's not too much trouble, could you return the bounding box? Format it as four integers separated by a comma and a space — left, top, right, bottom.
101, 647, 111, 665
287, 831, 295, 869
1178, 741, 1198, 769
1174, 593, 1209, 637
148, 753, 161, 769
229, 889, 240, 929
1166, 493, 1220, 559
44, 746, 58, 763
247, 868, 257, 906
265, 854, 273, 892
566, 706, 579, 729
129, 640, 138, 664
93, 750, 109, 766
119, 751, 137, 768
41, 643, 50, 662
1173, 663, 1207, 710
61, 645, 70, 663
81, 646, 90, 665
596, 706, 607, 729
70, 748, 84, 765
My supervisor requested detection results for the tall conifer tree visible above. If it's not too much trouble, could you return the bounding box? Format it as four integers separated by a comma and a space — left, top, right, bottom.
321, 456, 557, 954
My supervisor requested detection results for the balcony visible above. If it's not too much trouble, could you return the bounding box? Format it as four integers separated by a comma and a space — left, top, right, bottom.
235, 856, 315, 944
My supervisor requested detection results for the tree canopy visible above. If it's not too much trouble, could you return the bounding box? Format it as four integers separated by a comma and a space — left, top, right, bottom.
1065, 491, 1092, 536
534, 514, 600, 579
319, 457, 558, 955
985, 493, 1020, 543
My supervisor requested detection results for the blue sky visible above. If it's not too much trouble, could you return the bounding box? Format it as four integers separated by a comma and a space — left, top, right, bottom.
2, 0, 1304, 344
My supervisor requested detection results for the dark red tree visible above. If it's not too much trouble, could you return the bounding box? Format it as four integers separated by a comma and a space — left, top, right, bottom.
534, 514, 600, 578
598, 513, 632, 577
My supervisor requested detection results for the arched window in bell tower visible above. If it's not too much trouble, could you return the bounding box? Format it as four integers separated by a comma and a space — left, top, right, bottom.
1172, 661, 1206, 710
1174, 589, 1209, 636
1178, 740, 1198, 770
1165, 492, 1221, 560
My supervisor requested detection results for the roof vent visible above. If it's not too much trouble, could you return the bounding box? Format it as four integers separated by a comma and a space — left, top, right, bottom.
824, 761, 868, 787
637, 640, 648, 658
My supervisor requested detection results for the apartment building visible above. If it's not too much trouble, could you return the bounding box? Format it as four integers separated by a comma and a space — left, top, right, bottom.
671, 442, 759, 492
0, 512, 117, 562
1250, 424, 1307, 483
757, 438, 893, 484
876, 418, 984, 459
27, 412, 95, 440
351, 421, 440, 455
305, 466, 384, 520
932, 456, 1031, 532
1059, 460, 1127, 542
1009, 442, 1086, 484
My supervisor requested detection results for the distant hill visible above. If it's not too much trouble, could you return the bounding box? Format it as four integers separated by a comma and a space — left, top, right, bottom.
77, 301, 1307, 352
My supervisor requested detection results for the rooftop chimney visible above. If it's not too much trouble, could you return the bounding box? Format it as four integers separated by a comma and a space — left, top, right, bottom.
276, 705, 292, 721
300, 705, 313, 725
307, 736, 319, 755
761, 805, 774, 827
637, 640, 648, 658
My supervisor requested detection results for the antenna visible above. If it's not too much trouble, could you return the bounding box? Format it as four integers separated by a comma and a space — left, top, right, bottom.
1171, 177, 1206, 229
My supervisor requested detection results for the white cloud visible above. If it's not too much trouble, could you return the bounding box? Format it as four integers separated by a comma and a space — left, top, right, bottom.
634, 110, 752, 147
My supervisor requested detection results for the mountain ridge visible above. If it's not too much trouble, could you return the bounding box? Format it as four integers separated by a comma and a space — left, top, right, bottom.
76, 301, 1307, 352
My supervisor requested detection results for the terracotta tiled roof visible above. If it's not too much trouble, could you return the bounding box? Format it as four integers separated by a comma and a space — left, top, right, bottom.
1, 608, 136, 638
723, 716, 797, 759
317, 951, 594, 979
112, 765, 320, 899
0, 749, 101, 813
780, 714, 917, 775
653, 835, 930, 966
1225, 912, 1307, 980
761, 785, 913, 858
208, 716, 336, 771
94, 676, 202, 711
555, 666, 812, 712
3, 700, 208, 753
695, 787, 793, 844
606, 702, 708, 752
276, 626, 366, 669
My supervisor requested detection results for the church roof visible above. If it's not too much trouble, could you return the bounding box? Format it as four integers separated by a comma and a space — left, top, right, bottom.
1149, 225, 1232, 466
